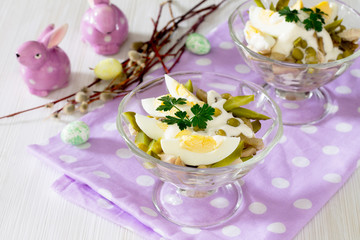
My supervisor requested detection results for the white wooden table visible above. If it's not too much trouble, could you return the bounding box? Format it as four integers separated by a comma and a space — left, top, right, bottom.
0, 0, 359, 239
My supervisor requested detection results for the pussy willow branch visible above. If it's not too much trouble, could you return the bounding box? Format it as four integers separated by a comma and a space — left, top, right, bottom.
0, 0, 226, 120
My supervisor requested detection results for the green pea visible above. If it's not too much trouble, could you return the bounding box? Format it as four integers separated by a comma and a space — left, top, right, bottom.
292, 47, 304, 60
223, 95, 254, 111
296, 60, 303, 64
221, 93, 232, 100
305, 47, 316, 56
214, 107, 222, 117
215, 129, 226, 136
293, 37, 302, 48
301, 40, 308, 49
231, 107, 270, 120
227, 118, 240, 127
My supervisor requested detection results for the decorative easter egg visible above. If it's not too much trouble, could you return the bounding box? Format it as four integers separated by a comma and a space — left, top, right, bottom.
94, 58, 123, 80
61, 121, 90, 145
185, 33, 211, 55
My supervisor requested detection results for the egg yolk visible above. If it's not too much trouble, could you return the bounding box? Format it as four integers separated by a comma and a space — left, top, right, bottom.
179, 135, 220, 153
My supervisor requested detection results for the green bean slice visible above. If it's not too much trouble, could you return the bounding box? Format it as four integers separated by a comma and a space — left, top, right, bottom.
147, 139, 162, 155
254, 0, 265, 9
184, 79, 193, 92
275, 0, 290, 11
325, 19, 343, 33
270, 2, 275, 11
231, 107, 270, 120
135, 131, 152, 152
122, 111, 141, 132
196, 88, 208, 103
251, 120, 261, 133
223, 95, 255, 111
211, 141, 244, 168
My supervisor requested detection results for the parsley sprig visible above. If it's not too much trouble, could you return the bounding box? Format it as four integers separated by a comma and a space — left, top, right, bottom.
156, 96, 215, 130
301, 8, 326, 32
278, 6, 327, 32
278, 7, 300, 23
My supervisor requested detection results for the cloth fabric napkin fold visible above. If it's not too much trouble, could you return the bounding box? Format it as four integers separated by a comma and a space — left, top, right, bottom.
29, 21, 360, 240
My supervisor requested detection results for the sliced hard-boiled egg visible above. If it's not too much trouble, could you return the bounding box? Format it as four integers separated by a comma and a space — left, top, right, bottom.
135, 113, 167, 140
291, 0, 304, 10
141, 95, 193, 118
244, 22, 276, 54
161, 132, 240, 166
164, 74, 201, 104
311, 1, 338, 24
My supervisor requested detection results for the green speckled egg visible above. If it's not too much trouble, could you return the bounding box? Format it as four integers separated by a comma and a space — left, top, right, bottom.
61, 121, 90, 145
185, 33, 211, 55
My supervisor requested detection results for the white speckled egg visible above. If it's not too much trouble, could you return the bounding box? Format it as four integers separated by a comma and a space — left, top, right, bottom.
61, 121, 90, 145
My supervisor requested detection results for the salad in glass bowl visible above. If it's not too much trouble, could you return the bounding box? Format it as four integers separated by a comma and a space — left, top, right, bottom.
117, 72, 283, 227
229, 0, 360, 125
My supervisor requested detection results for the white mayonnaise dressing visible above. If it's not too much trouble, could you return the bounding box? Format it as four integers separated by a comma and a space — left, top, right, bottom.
205, 90, 254, 138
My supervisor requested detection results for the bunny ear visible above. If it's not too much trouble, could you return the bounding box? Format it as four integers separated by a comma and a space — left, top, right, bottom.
37, 24, 55, 42
44, 24, 68, 49
88, 0, 109, 8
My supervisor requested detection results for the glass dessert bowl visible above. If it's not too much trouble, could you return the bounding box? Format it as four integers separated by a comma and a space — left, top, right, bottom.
117, 71, 283, 227
229, 0, 360, 125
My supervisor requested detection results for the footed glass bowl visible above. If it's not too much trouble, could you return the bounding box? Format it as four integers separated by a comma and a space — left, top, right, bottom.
229, 0, 360, 125
117, 72, 283, 227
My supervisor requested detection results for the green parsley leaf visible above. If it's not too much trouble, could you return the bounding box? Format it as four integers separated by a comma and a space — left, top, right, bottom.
156, 96, 186, 112
278, 6, 300, 23
156, 96, 215, 130
301, 7, 327, 32
190, 103, 215, 129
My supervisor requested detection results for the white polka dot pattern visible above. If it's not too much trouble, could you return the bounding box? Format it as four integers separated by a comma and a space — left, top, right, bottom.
267, 222, 286, 233
116, 148, 133, 158
59, 155, 77, 163
196, 58, 212, 66
136, 175, 155, 187
222, 225, 241, 237
293, 198, 312, 209
322, 146, 339, 155
272, 178, 290, 189
292, 157, 310, 168
249, 202, 267, 214
181, 227, 201, 234
210, 197, 229, 208
323, 173, 342, 183
235, 64, 250, 73
140, 206, 158, 217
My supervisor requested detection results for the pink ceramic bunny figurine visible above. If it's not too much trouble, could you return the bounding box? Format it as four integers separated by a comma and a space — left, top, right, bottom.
81, 0, 128, 55
16, 24, 71, 97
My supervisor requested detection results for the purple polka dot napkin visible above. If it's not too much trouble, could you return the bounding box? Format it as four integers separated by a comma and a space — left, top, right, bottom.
29, 21, 360, 240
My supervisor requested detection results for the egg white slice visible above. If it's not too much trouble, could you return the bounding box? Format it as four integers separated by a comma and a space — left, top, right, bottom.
141, 95, 194, 118
161, 135, 240, 166
135, 113, 167, 140
164, 74, 201, 103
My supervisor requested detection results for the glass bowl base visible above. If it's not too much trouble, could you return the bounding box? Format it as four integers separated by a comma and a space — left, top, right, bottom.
152, 181, 243, 228
264, 85, 332, 126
